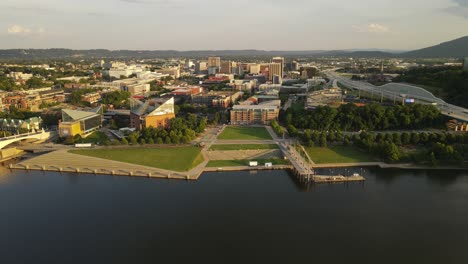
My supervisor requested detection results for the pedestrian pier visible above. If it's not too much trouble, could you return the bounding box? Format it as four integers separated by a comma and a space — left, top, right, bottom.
278, 141, 366, 184
313, 174, 366, 183
279, 141, 315, 183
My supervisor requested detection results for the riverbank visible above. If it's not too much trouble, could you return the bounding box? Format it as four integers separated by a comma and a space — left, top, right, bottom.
312, 162, 468, 170
7, 147, 468, 182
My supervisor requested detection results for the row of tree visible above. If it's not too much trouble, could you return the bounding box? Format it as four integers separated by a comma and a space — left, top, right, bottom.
270, 120, 284, 137
101, 91, 131, 109
301, 129, 468, 164
285, 103, 444, 131
127, 114, 207, 145
62, 114, 208, 146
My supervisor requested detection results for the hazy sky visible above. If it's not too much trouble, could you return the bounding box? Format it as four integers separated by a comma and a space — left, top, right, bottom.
0, 0, 467, 50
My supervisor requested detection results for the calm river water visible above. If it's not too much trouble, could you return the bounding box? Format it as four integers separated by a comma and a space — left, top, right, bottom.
1, 168, 468, 263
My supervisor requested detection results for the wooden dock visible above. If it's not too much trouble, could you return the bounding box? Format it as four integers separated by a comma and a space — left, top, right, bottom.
313, 175, 366, 183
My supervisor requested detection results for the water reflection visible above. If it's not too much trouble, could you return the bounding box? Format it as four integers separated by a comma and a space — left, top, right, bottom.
66, 172, 81, 185
373, 168, 403, 185
425, 170, 464, 186
289, 167, 368, 192
3, 169, 468, 263
0, 167, 12, 185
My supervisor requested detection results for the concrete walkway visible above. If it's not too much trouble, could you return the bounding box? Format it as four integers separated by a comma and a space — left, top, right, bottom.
11, 149, 198, 179
311, 162, 468, 170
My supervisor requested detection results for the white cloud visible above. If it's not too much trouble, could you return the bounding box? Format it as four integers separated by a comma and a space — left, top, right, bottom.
353, 23, 390, 34
7, 25, 32, 35
6, 25, 46, 35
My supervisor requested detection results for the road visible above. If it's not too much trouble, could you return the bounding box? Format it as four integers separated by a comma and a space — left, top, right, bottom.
325, 70, 468, 122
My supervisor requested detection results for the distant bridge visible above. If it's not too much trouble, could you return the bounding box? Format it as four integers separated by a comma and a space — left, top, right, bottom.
0, 129, 52, 149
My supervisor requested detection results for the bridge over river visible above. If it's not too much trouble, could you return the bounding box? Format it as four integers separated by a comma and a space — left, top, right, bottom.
0, 129, 53, 149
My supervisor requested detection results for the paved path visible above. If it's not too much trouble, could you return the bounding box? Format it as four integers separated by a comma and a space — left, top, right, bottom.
265, 126, 281, 141
212, 140, 276, 145
206, 149, 282, 161
310, 162, 468, 170
11, 149, 196, 179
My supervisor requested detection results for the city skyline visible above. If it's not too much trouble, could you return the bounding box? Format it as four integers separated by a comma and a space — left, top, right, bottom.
0, 0, 468, 50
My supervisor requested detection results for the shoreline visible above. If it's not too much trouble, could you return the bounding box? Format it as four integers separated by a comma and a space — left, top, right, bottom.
4, 137, 468, 181
7, 158, 468, 181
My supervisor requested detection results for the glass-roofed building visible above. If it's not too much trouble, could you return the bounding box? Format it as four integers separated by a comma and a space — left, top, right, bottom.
130, 97, 175, 130
58, 106, 103, 137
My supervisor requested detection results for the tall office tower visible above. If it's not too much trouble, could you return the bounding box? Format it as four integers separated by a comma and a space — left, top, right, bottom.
185, 60, 193, 69
291, 61, 299, 71
195, 61, 208, 73
249, 64, 261, 74
272, 57, 285, 77
208, 57, 221, 68
269, 63, 283, 83
220, 61, 232, 74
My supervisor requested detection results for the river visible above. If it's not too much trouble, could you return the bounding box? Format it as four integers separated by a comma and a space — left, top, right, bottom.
1, 168, 468, 263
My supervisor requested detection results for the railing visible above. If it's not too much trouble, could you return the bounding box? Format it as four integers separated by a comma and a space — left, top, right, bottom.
0, 130, 46, 141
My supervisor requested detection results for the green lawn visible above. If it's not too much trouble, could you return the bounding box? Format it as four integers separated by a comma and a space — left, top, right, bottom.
305, 145, 375, 164
209, 144, 278, 151
79, 131, 109, 144
207, 159, 289, 167
218, 126, 272, 140
70, 146, 204, 172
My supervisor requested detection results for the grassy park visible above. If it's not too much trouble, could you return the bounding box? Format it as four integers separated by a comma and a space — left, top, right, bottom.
305, 145, 375, 164
209, 144, 278, 151
76, 131, 109, 144
70, 146, 204, 172
207, 159, 289, 167
218, 126, 272, 140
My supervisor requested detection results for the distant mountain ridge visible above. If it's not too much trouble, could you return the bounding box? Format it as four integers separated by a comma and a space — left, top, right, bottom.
0, 36, 467, 60
402, 36, 468, 58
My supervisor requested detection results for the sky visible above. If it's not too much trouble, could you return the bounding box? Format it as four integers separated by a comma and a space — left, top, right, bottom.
0, 0, 467, 51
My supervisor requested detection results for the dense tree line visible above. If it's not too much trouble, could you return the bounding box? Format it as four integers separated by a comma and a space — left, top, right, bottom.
101, 91, 131, 109
62, 114, 208, 146
0, 106, 40, 120
393, 66, 468, 107
285, 103, 443, 132
301, 129, 468, 165
270, 120, 284, 137
127, 114, 207, 145
0, 76, 18, 91
69, 88, 96, 105
0, 66, 95, 91
25, 77, 48, 88
4, 66, 91, 79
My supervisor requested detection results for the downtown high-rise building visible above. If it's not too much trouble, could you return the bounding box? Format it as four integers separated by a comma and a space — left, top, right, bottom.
220, 61, 232, 74
291, 61, 299, 71
195, 61, 208, 74
269, 63, 283, 83
208, 57, 221, 68
272, 57, 285, 78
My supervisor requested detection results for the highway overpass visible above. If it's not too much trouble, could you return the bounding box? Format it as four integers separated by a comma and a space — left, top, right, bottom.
325, 71, 468, 122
